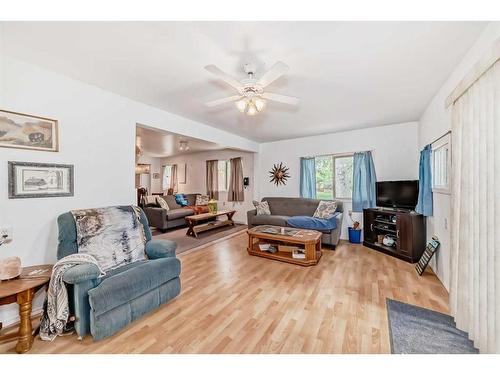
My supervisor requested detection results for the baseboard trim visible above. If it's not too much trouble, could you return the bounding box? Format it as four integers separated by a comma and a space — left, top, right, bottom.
1, 309, 43, 331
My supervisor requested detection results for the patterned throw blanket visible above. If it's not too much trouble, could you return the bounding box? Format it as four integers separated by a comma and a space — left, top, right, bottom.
71, 206, 147, 271
40, 206, 147, 341
40, 253, 105, 341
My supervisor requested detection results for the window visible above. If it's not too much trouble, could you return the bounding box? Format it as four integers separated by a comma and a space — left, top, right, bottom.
315, 154, 354, 200
162, 165, 172, 190
432, 135, 451, 193
217, 160, 230, 191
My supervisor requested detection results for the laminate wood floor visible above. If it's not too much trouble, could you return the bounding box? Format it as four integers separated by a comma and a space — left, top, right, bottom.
0, 233, 449, 354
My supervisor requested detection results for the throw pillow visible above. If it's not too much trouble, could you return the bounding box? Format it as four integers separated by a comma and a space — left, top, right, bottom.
313, 201, 338, 219
195, 194, 209, 206
143, 195, 158, 207
175, 194, 188, 206
157, 196, 170, 210
253, 200, 271, 215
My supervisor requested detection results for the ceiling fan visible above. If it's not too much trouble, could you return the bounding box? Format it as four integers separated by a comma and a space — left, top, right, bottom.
204, 61, 299, 116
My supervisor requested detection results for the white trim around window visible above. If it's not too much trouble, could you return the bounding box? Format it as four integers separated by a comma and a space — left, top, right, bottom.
431, 133, 451, 195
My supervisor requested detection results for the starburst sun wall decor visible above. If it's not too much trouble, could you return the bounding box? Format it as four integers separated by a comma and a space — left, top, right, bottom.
269, 162, 290, 186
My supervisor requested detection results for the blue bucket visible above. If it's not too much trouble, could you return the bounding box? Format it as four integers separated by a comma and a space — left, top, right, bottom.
348, 227, 362, 244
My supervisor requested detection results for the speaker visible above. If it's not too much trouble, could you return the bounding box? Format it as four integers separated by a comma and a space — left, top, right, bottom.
243, 177, 250, 188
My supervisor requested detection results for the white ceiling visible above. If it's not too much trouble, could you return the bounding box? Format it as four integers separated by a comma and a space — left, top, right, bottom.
136, 126, 222, 157
2, 22, 486, 142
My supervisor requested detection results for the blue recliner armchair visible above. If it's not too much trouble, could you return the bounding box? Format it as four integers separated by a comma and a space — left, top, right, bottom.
57, 207, 181, 340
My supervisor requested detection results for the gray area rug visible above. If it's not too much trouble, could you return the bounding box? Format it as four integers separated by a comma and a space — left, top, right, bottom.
152, 223, 247, 254
386, 298, 478, 354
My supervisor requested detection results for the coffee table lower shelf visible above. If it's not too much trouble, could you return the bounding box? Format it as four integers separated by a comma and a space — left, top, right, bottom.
247, 243, 322, 266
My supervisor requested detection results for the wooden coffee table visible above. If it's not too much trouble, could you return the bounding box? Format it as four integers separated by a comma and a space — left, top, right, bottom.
185, 210, 236, 237
0, 264, 52, 353
247, 225, 322, 266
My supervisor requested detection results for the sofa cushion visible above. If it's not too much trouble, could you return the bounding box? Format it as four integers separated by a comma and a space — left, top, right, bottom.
252, 214, 289, 227
164, 195, 182, 209
185, 194, 198, 206
166, 208, 194, 220
88, 257, 181, 316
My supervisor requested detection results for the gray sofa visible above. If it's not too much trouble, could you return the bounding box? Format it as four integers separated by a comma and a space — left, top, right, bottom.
57, 207, 180, 340
143, 193, 199, 232
247, 197, 343, 247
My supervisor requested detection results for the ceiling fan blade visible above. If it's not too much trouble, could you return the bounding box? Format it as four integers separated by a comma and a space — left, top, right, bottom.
262, 92, 300, 106
257, 61, 290, 87
204, 65, 242, 91
205, 95, 242, 107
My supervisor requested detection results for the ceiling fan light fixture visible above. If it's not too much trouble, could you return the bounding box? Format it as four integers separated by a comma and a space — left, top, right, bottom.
254, 97, 266, 112
235, 99, 247, 113
247, 103, 257, 116
204, 61, 298, 115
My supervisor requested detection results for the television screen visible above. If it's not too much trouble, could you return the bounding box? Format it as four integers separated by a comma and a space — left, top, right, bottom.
376, 180, 419, 209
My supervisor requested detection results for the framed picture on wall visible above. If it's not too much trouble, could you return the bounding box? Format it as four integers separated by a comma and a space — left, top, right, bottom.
8, 161, 74, 199
178, 163, 187, 184
0, 109, 59, 152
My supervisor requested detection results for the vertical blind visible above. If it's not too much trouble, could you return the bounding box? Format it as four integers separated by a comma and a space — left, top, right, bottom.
450, 60, 499, 353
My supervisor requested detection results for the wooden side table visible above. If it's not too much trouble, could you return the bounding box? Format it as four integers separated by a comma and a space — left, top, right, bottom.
0, 264, 52, 353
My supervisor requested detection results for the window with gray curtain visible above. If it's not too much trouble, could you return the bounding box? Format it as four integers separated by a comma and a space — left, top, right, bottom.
169, 164, 178, 193
227, 157, 244, 202
206, 160, 219, 200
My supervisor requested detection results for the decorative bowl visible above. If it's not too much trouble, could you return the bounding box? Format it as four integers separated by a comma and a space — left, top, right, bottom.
382, 235, 395, 247
0, 256, 22, 280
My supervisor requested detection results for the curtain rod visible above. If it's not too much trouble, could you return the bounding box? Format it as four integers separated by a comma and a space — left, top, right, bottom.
430, 130, 451, 146
302, 150, 374, 159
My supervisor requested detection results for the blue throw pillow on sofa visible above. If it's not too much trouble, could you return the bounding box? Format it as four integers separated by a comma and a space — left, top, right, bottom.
175, 194, 188, 206
287, 213, 339, 231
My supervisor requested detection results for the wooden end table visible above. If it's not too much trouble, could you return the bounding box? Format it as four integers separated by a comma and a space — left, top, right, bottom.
247, 225, 322, 266
0, 264, 52, 353
185, 210, 236, 237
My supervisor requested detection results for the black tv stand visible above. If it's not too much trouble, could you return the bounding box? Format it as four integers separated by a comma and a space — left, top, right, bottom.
363, 208, 425, 263
375, 206, 414, 213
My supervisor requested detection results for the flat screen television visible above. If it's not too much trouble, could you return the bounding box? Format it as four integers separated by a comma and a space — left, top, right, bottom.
376, 180, 419, 210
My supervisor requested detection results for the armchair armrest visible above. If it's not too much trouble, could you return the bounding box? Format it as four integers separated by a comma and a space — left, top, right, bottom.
145, 239, 177, 259
62, 263, 102, 284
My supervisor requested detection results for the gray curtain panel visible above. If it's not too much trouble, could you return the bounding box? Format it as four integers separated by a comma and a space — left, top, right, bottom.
206, 160, 219, 200
228, 157, 244, 202
169, 164, 178, 193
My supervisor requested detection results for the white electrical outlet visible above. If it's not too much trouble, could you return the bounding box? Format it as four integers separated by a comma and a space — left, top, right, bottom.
0, 226, 13, 242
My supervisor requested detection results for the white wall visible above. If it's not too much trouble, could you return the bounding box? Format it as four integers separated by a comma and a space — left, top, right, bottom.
162, 149, 255, 224
0, 54, 257, 325
418, 22, 500, 291
256, 122, 420, 239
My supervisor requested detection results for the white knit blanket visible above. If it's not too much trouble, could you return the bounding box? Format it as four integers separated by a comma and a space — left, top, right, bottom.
39, 253, 105, 341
